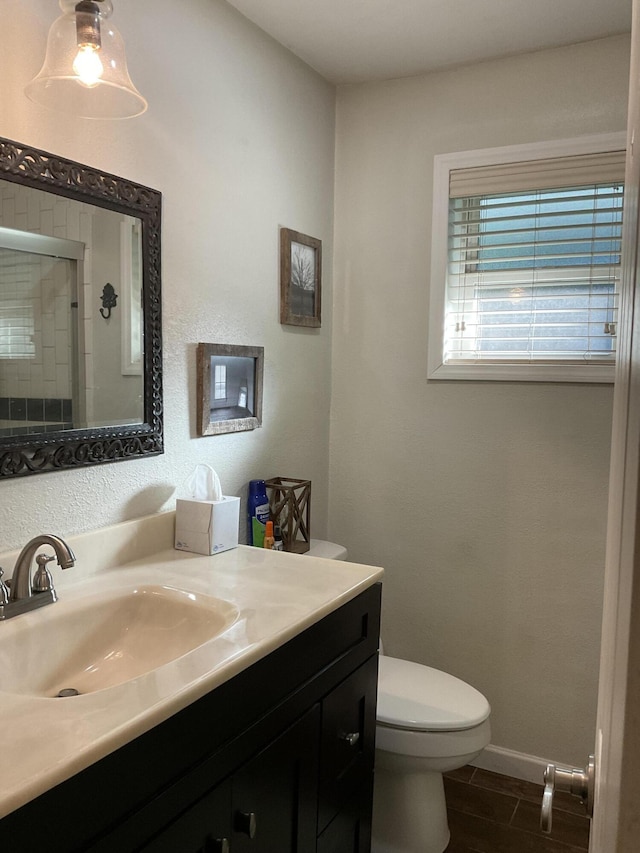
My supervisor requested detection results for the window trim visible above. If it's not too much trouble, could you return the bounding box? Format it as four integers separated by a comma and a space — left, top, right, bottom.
428, 132, 626, 383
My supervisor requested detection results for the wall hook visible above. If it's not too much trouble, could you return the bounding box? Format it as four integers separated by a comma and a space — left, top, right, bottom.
100, 283, 118, 320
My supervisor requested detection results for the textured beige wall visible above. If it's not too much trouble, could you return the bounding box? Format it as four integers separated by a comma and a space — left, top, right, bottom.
331, 36, 630, 765
0, 0, 335, 549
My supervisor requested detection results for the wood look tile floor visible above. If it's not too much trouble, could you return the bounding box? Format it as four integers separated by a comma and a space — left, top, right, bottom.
444, 766, 590, 853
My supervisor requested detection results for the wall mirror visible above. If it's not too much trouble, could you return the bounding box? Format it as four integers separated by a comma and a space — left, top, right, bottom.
0, 137, 162, 478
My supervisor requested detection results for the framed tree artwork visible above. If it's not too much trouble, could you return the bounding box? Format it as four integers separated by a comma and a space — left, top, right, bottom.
280, 228, 322, 327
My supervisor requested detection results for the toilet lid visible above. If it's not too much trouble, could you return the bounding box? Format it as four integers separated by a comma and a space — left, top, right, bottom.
377, 656, 491, 731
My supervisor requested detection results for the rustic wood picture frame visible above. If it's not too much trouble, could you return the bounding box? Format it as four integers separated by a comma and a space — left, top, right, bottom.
280, 228, 322, 327
197, 343, 264, 436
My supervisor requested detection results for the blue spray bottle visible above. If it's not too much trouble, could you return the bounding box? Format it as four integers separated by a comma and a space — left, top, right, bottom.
247, 479, 270, 547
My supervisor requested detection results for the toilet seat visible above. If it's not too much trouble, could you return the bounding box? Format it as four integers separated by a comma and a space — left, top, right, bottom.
377, 656, 491, 732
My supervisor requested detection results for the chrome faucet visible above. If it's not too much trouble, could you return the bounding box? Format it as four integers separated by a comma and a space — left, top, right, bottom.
0, 534, 76, 620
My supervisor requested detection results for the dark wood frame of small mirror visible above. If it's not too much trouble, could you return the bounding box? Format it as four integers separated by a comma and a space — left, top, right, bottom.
0, 137, 163, 478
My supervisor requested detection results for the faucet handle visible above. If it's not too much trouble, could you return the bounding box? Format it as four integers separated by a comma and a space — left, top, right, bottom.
32, 553, 56, 594
0, 568, 9, 605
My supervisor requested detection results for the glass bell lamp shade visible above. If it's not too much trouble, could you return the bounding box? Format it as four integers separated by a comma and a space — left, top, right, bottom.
25, 0, 147, 119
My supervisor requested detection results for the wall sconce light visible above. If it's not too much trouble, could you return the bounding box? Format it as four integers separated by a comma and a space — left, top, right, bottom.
25, 0, 147, 119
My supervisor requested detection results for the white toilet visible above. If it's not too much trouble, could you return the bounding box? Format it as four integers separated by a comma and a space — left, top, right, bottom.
305, 540, 492, 853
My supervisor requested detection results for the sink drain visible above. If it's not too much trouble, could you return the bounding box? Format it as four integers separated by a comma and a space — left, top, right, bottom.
56, 687, 81, 697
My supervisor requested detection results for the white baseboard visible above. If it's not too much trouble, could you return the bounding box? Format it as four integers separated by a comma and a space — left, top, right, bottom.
470, 745, 549, 785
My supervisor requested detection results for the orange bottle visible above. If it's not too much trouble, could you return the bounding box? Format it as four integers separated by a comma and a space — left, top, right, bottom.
263, 520, 275, 550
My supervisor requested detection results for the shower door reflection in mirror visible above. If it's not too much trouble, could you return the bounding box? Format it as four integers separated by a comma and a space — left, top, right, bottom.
0, 179, 144, 437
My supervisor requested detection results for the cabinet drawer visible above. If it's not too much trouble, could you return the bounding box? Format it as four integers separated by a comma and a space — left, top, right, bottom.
318, 654, 378, 833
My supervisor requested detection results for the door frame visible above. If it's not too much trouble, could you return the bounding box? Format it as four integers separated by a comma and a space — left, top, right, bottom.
591, 2, 640, 849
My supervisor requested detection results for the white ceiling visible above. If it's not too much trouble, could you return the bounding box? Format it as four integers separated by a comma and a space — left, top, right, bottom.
225, 0, 633, 84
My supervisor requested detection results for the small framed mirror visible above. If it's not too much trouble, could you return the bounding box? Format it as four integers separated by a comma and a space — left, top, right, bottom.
0, 137, 163, 478
197, 343, 264, 436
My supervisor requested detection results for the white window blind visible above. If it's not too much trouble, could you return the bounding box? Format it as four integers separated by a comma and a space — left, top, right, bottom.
444, 150, 625, 373
0, 302, 35, 359
0, 248, 36, 359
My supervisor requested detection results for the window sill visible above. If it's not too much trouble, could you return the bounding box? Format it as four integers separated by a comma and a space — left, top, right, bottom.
427, 361, 615, 384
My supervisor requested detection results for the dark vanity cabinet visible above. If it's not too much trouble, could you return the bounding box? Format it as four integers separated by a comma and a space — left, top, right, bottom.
0, 584, 381, 853
141, 707, 320, 853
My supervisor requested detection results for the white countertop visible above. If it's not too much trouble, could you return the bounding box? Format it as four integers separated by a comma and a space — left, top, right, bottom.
0, 544, 383, 819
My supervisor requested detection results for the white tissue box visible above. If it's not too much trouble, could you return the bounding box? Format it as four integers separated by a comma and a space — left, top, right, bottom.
174, 496, 240, 556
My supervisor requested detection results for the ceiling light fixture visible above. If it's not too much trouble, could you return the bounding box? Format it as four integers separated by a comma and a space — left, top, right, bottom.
25, 0, 147, 119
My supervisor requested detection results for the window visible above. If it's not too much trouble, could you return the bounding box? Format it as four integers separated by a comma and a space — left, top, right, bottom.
213, 363, 227, 400
0, 302, 35, 359
428, 134, 626, 382
0, 247, 40, 360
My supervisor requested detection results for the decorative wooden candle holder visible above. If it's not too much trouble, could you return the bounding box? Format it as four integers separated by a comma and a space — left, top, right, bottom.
265, 477, 311, 554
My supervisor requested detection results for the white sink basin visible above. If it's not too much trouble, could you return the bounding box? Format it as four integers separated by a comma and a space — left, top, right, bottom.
0, 585, 239, 697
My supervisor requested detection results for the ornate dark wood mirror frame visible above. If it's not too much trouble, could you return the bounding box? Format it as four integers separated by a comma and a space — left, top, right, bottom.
0, 137, 163, 478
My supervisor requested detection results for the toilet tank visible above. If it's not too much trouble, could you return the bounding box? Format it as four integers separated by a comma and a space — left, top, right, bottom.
305, 540, 382, 653
305, 539, 348, 560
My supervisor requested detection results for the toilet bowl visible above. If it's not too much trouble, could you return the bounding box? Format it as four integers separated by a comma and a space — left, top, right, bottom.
374, 655, 490, 853
305, 541, 491, 853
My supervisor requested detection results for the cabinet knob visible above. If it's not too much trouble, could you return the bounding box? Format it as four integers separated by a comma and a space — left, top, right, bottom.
235, 810, 257, 839
205, 839, 230, 853
340, 731, 360, 747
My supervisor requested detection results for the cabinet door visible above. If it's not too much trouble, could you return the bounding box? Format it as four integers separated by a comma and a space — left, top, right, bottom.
139, 778, 232, 853
318, 655, 378, 832
232, 705, 320, 853
317, 775, 374, 853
